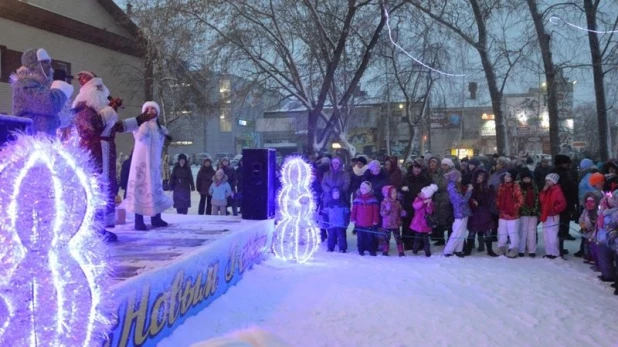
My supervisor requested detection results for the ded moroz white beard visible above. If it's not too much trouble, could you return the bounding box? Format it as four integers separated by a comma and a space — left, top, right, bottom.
72, 77, 110, 112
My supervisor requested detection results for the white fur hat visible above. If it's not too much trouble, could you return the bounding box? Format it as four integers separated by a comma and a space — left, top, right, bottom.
142, 101, 160, 116
36, 48, 51, 62
441, 158, 454, 168
421, 184, 438, 198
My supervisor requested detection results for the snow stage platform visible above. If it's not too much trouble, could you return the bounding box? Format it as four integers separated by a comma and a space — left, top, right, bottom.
103, 214, 274, 347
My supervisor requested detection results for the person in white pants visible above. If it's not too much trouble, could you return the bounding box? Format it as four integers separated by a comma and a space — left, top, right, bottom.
443, 170, 473, 257
543, 215, 560, 257
519, 216, 538, 256
445, 217, 469, 255
495, 171, 524, 258
518, 170, 539, 257
539, 173, 567, 259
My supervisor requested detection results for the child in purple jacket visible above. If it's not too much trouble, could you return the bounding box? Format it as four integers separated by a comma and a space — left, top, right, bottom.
380, 185, 406, 256
443, 170, 473, 257
410, 184, 438, 257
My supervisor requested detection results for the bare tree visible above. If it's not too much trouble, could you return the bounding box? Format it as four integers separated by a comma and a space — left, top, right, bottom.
179, 0, 404, 155
583, 0, 618, 160
408, 1, 530, 155
377, 10, 444, 161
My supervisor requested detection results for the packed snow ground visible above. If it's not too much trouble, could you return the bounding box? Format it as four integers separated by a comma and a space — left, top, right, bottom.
158, 226, 618, 347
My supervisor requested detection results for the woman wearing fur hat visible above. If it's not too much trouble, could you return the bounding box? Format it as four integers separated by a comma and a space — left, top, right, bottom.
122, 101, 173, 230
351, 181, 380, 256
430, 158, 456, 246
400, 159, 433, 250
410, 184, 438, 257
496, 171, 524, 258
466, 169, 498, 257
170, 153, 195, 215
443, 170, 473, 257
539, 173, 567, 259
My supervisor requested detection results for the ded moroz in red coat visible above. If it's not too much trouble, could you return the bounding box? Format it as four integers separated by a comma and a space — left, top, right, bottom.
539, 184, 567, 223
72, 77, 144, 227
351, 189, 380, 227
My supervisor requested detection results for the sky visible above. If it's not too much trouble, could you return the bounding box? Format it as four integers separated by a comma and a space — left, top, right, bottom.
113, 0, 614, 108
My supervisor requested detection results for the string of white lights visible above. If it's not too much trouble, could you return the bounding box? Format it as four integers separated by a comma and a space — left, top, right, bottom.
383, 5, 465, 77
549, 16, 618, 34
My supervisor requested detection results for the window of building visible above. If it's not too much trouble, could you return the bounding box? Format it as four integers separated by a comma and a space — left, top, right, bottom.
0, 47, 22, 83
219, 108, 232, 132
171, 141, 194, 146
0, 47, 72, 83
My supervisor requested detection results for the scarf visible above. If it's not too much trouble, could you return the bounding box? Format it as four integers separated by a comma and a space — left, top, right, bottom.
521, 182, 535, 208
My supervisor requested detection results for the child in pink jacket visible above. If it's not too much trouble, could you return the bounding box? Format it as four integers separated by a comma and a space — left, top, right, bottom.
410, 184, 438, 257
380, 185, 406, 257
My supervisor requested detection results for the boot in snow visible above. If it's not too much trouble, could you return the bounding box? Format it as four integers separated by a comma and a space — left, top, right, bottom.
498, 246, 507, 256
135, 214, 147, 231
397, 242, 405, 257
455, 252, 465, 258
507, 248, 518, 258
464, 238, 474, 256
529, 253, 536, 258
485, 240, 498, 257
151, 214, 168, 228
423, 237, 431, 257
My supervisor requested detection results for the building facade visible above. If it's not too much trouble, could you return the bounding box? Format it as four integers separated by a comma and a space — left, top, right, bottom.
0, 0, 148, 156
165, 74, 281, 163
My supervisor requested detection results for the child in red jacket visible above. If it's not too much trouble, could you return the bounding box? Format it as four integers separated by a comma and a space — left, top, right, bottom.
351, 181, 380, 256
380, 185, 406, 257
539, 173, 567, 259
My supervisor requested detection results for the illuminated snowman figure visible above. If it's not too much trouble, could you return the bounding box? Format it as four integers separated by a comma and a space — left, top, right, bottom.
0, 135, 113, 346
274, 157, 320, 263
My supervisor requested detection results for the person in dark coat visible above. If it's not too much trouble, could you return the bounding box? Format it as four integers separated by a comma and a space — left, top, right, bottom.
551, 154, 578, 255
534, 158, 552, 192
349, 156, 368, 195
170, 153, 195, 214
196, 159, 215, 215
119, 153, 132, 199
401, 158, 433, 250
384, 156, 403, 188
467, 169, 498, 256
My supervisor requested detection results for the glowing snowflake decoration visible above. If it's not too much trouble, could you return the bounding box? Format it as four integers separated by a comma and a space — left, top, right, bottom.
274, 156, 320, 263
0, 134, 114, 346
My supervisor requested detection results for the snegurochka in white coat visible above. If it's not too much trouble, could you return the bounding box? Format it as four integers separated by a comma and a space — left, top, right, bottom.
121, 101, 173, 230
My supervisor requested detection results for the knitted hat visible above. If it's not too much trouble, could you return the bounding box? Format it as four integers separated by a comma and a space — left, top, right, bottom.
580, 158, 594, 170
421, 184, 438, 198
445, 170, 461, 182
142, 101, 161, 116
469, 158, 481, 168
519, 168, 533, 180
554, 154, 572, 166
589, 172, 605, 186
412, 157, 426, 168
368, 160, 381, 171
545, 173, 560, 185
178, 153, 187, 162
355, 156, 367, 165
441, 158, 454, 168
360, 181, 372, 191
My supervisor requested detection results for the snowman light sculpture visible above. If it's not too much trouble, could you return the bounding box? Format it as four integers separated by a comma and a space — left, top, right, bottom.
274, 157, 320, 263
